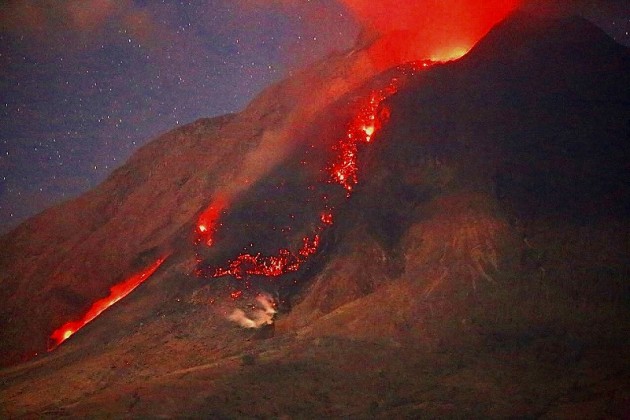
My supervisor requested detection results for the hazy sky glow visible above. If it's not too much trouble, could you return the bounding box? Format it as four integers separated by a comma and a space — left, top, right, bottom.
0, 0, 627, 234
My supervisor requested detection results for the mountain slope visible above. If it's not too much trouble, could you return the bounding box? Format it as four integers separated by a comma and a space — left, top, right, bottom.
279, 11, 629, 335
0, 41, 388, 364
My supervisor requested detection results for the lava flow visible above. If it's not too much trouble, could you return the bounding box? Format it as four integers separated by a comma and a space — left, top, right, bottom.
196, 194, 228, 247
198, 71, 418, 284
212, 235, 321, 280
38, 1, 522, 354
191, 1, 522, 285
329, 81, 398, 194
48, 256, 167, 350
47, 62, 428, 349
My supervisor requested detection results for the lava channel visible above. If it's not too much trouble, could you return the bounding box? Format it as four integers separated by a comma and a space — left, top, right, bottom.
48, 256, 167, 350
199, 68, 428, 286
196, 194, 228, 247
328, 80, 399, 194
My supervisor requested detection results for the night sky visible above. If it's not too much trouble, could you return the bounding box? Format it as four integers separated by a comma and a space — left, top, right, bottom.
0, 0, 628, 234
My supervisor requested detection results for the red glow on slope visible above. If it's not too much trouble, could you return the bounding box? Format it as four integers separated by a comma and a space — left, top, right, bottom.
431, 46, 472, 62
213, 235, 320, 280
329, 83, 398, 193
321, 211, 334, 225
344, 0, 520, 68
193, 5, 524, 288
202, 89, 395, 280
40, 4, 521, 352
204, 65, 435, 283
48, 256, 167, 350
196, 195, 228, 247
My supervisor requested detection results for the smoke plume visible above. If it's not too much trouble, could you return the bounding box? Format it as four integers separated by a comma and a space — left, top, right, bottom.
340, 0, 521, 65
228, 294, 277, 329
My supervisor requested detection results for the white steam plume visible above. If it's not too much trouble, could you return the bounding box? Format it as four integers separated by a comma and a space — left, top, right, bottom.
228, 293, 277, 329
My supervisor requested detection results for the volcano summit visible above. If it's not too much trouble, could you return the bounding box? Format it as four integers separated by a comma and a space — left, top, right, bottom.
1, 10, 629, 418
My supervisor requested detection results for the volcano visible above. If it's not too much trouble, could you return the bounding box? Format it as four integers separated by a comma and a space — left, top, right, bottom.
1, 11, 629, 418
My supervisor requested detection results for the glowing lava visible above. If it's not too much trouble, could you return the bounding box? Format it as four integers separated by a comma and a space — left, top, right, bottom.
329, 82, 398, 193
48, 256, 167, 350
432, 46, 472, 62
343, 0, 520, 67
201, 86, 397, 282
201, 65, 432, 284
192, 2, 523, 287
196, 195, 228, 247
212, 235, 320, 280
41, 3, 521, 354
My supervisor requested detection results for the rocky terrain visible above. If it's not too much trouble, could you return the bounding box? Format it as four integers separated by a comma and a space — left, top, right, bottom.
1, 11, 629, 418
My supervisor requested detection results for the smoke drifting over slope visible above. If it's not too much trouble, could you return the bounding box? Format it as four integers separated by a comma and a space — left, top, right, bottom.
341, 0, 521, 64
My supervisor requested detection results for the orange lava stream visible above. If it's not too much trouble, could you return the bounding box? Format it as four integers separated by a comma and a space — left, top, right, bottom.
205, 65, 432, 283
329, 81, 399, 193
48, 256, 167, 350
196, 194, 228, 247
